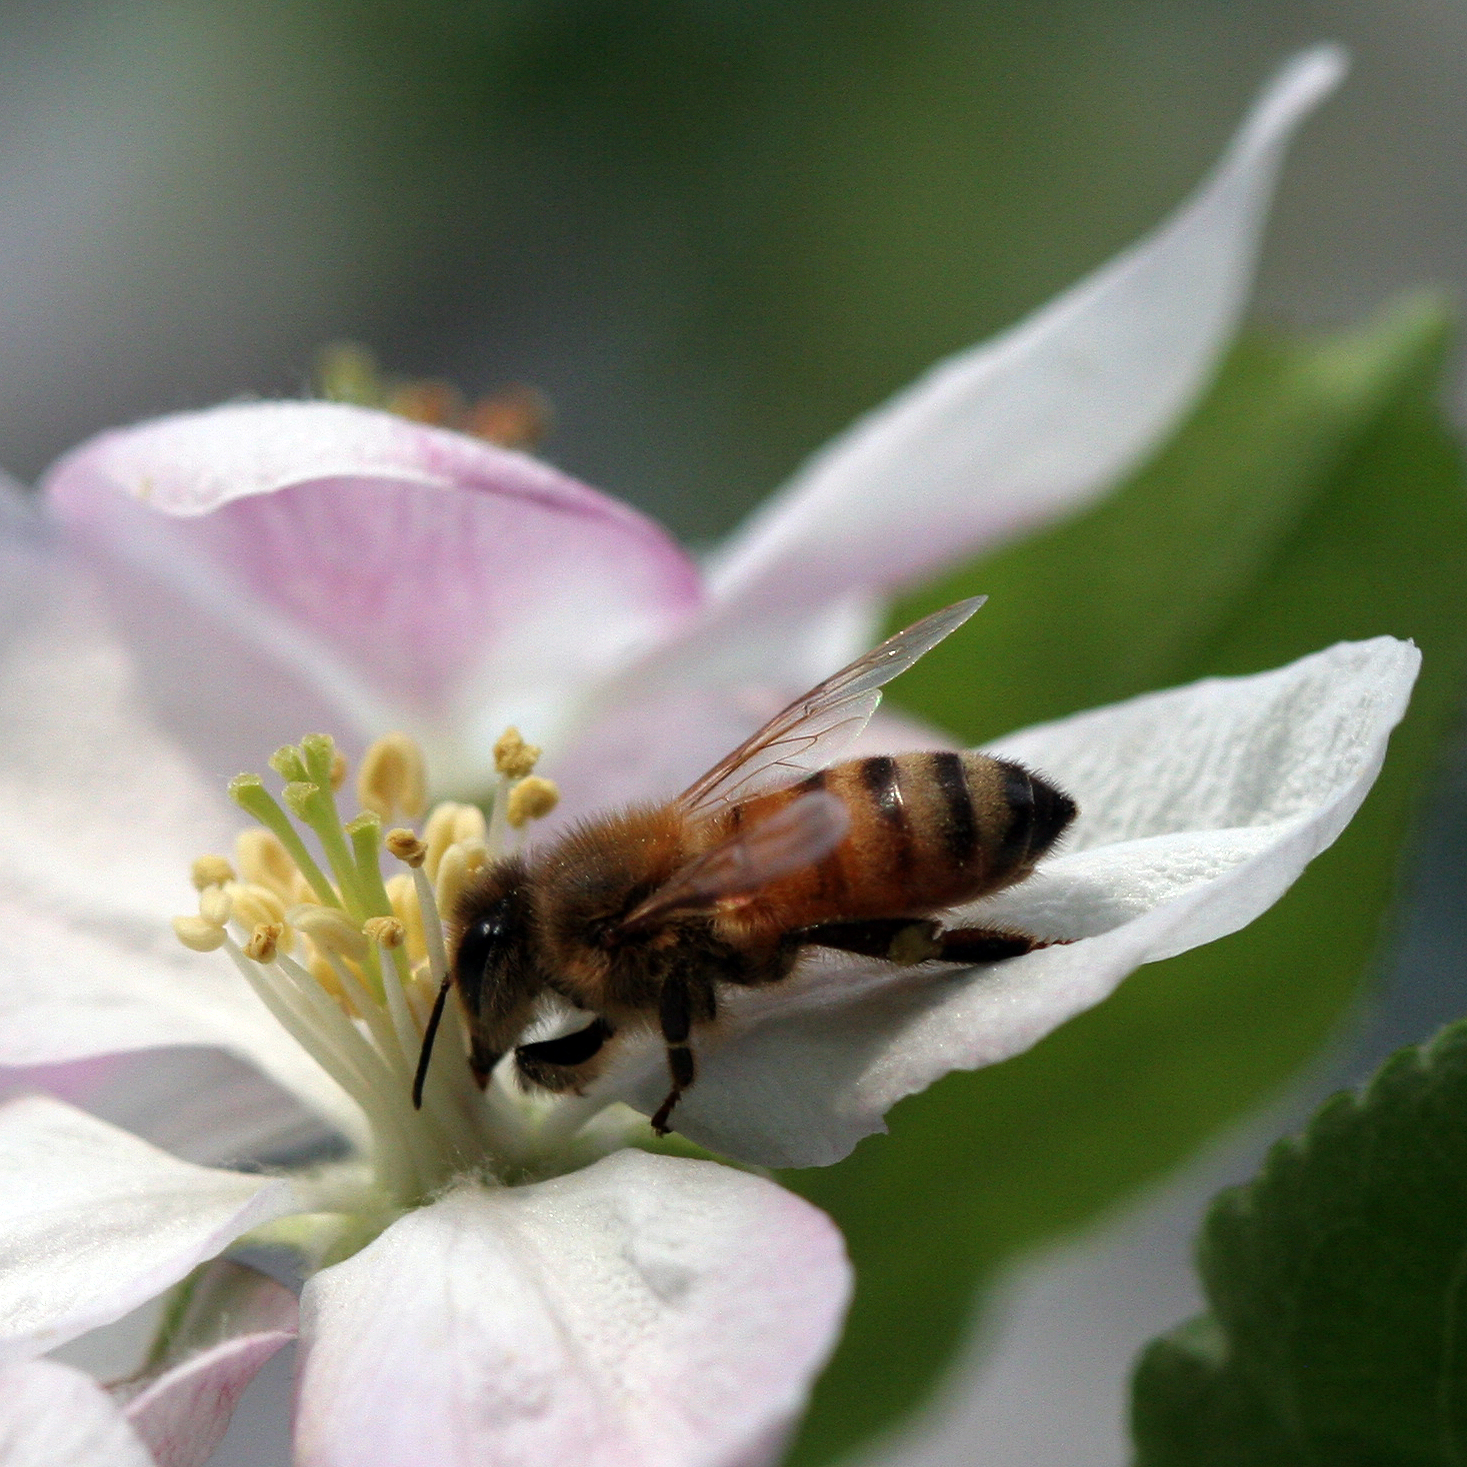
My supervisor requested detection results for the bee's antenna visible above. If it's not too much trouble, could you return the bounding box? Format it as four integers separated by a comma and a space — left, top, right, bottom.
413, 974, 453, 1109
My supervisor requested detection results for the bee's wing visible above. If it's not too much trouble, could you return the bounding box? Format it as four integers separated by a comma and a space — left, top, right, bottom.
678, 596, 986, 818
621, 789, 850, 931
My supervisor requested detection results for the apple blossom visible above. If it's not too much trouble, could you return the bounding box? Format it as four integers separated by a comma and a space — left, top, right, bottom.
0, 44, 1402, 1467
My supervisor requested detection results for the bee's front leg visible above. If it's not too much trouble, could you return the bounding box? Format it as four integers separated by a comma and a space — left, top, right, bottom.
651, 974, 700, 1136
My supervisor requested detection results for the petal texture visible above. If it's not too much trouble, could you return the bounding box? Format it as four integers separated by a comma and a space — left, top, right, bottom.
703, 48, 1344, 639
295, 1151, 851, 1467
44, 401, 704, 793
0, 1096, 298, 1361
612, 638, 1418, 1167
119, 1261, 298, 1467
0, 1359, 155, 1467
0, 501, 366, 1145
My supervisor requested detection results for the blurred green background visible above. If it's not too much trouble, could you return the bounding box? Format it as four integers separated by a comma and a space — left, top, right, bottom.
8, 4, 1467, 1465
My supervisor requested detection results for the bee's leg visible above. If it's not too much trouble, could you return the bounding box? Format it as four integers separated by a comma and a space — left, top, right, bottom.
798, 918, 943, 963
801, 918, 1058, 964
935, 925, 1062, 962
650, 974, 697, 1137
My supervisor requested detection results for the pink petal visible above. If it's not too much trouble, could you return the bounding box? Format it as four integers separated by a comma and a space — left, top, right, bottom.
116, 1261, 298, 1467
0, 1359, 156, 1467
44, 401, 703, 794
695, 49, 1344, 661
0, 1096, 298, 1361
295, 1151, 851, 1467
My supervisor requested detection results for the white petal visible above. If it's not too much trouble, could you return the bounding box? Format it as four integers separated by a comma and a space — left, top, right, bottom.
0, 1096, 298, 1361
119, 1261, 298, 1467
0, 1359, 155, 1467
612, 638, 1417, 1167
704, 48, 1345, 632
0, 504, 366, 1146
295, 1151, 851, 1467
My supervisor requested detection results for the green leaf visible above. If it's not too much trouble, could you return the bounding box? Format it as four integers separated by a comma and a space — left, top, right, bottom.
1133, 1017, 1467, 1466
783, 296, 1467, 1466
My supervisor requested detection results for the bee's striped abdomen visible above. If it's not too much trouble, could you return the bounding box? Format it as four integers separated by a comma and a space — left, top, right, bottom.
725, 751, 1074, 936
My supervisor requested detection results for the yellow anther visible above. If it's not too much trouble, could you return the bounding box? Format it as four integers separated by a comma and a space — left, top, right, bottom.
235, 828, 300, 899
356, 732, 428, 821
226, 881, 287, 928
507, 776, 559, 829
364, 915, 407, 949
198, 886, 233, 927
330, 749, 348, 793
453, 804, 486, 844
290, 905, 368, 962
435, 842, 476, 919
385, 872, 426, 963
244, 922, 284, 964
306, 948, 350, 1008
423, 801, 466, 880
493, 727, 541, 780
385, 828, 427, 869
173, 915, 226, 952
190, 855, 235, 891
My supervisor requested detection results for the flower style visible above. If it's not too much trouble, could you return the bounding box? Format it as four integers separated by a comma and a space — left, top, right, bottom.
0, 45, 1406, 1467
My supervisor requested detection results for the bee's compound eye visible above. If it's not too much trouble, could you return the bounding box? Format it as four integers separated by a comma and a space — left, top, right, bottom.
454, 900, 514, 989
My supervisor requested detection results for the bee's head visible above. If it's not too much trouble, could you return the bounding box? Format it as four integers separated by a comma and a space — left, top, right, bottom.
449, 858, 544, 1085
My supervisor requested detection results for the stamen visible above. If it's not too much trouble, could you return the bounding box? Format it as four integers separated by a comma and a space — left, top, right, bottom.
198, 886, 233, 927
507, 776, 559, 829
227, 881, 289, 932
235, 828, 301, 900
364, 916, 406, 949
191, 854, 235, 890
385, 829, 427, 868
245, 922, 284, 964
291, 904, 369, 963
356, 733, 428, 821
493, 726, 541, 780
422, 802, 464, 880
173, 915, 226, 952
330, 749, 348, 793
434, 841, 481, 918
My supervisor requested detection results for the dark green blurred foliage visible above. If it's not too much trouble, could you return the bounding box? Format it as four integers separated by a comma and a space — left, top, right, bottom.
781, 299, 1467, 1464
323, 1, 1247, 538
1133, 1016, 1467, 1465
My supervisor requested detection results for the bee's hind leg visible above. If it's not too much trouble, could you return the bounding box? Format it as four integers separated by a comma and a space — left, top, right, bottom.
802, 918, 1062, 965
651, 974, 701, 1137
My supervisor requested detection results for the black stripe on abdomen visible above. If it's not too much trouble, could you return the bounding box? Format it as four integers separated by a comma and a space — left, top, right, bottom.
930, 752, 979, 864
861, 755, 914, 875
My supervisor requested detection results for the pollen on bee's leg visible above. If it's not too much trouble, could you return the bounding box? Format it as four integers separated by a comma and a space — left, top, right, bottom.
357, 732, 428, 822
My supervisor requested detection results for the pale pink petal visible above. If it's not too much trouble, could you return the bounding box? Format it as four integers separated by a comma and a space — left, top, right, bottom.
295, 1151, 851, 1467
0, 1359, 155, 1467
44, 401, 704, 793
0, 505, 366, 1145
676, 50, 1344, 682
608, 638, 1417, 1167
116, 1261, 298, 1467
0, 1096, 298, 1361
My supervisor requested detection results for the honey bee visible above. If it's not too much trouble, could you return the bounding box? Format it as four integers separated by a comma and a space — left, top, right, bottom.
413, 597, 1076, 1135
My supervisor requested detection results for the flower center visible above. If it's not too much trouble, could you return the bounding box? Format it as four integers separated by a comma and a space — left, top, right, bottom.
173, 728, 618, 1210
